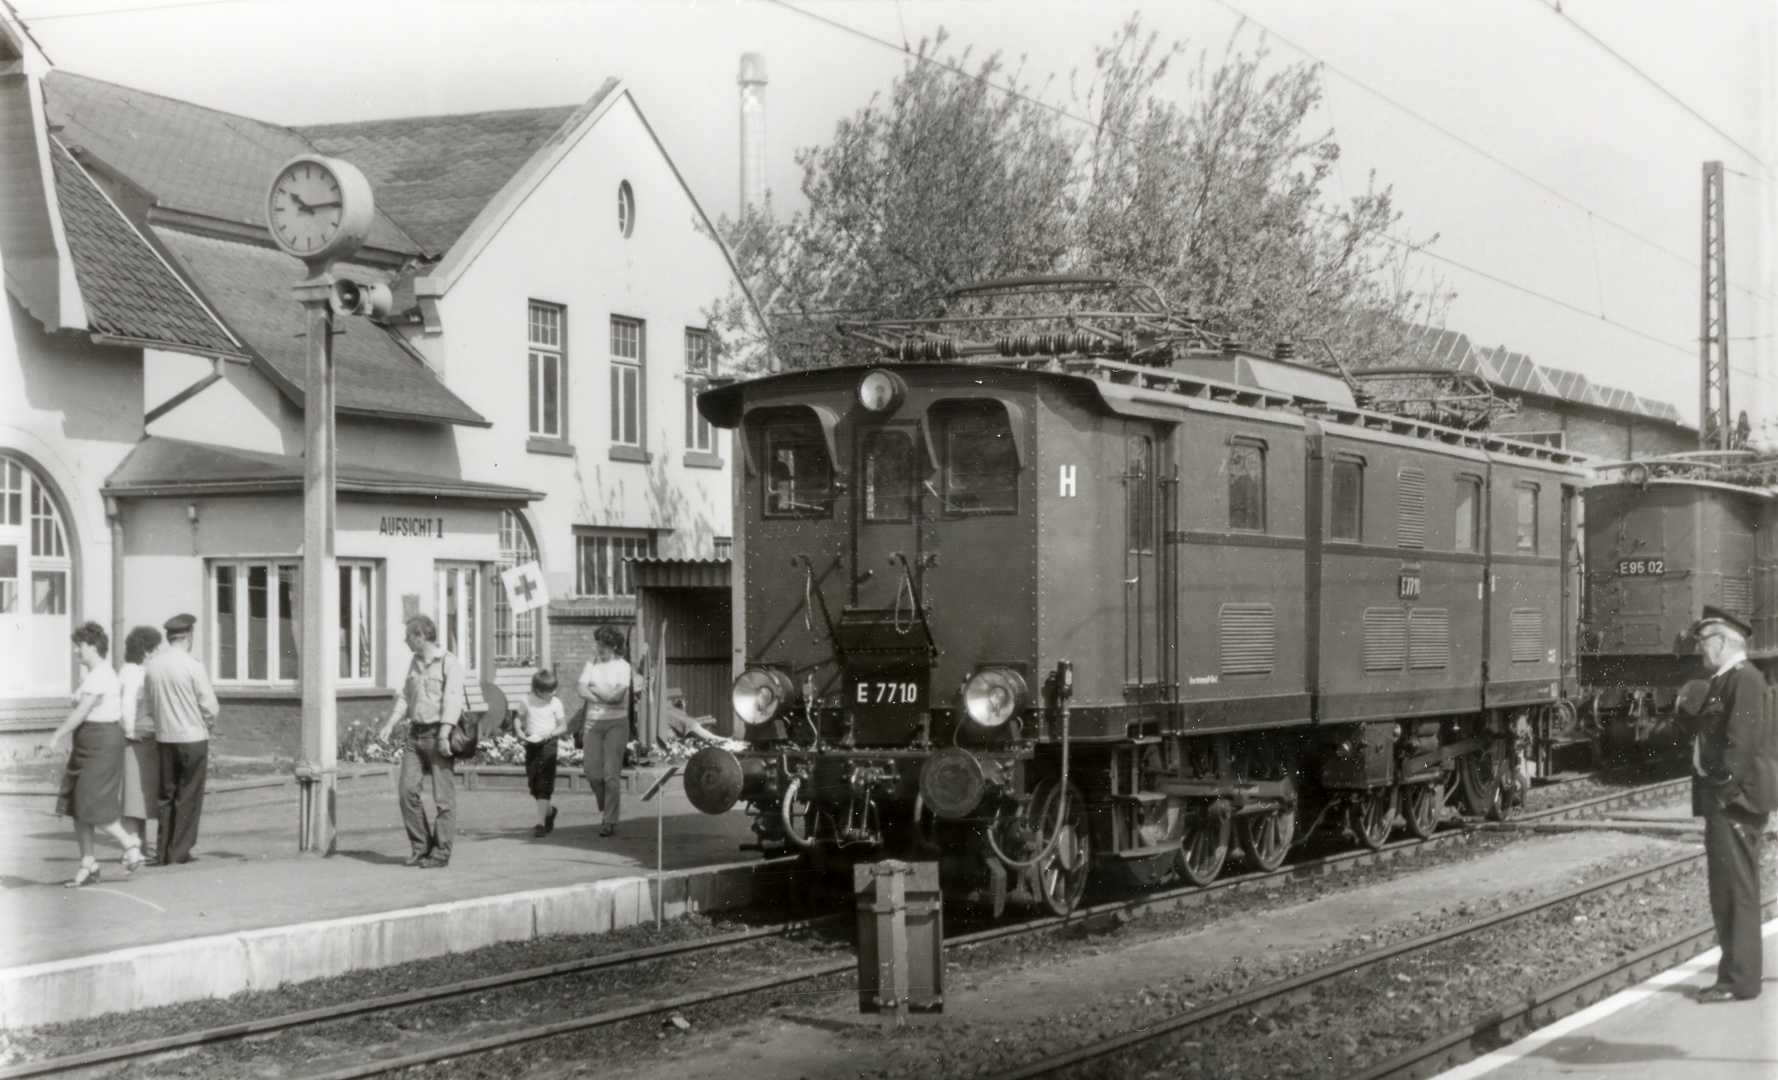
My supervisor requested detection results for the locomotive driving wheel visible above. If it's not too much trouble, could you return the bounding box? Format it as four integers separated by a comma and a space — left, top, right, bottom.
1353, 787, 1397, 850
1174, 807, 1231, 887
1400, 782, 1440, 840
1234, 747, 1297, 872
1030, 780, 1092, 916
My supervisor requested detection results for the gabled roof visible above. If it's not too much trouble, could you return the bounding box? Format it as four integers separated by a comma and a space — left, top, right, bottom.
48, 138, 241, 357
152, 228, 487, 427
43, 71, 423, 256
105, 436, 541, 503
302, 106, 577, 255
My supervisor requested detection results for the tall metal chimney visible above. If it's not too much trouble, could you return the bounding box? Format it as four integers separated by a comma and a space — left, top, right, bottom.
738, 52, 767, 215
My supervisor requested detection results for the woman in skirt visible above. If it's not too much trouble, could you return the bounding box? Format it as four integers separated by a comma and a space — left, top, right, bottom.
118, 625, 163, 849
50, 622, 145, 886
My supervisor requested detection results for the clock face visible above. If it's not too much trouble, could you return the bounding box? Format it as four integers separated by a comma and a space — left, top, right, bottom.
269, 160, 345, 256
265, 155, 374, 263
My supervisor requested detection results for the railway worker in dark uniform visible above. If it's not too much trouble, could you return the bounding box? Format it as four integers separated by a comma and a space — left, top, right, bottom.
1687, 605, 1778, 1002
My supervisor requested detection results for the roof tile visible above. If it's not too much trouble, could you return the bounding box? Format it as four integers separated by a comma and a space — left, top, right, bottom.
49, 139, 240, 355
152, 228, 486, 426
302, 106, 577, 255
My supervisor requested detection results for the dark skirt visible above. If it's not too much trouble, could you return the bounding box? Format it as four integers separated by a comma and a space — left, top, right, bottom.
121, 737, 157, 820
523, 739, 558, 801
56, 721, 125, 824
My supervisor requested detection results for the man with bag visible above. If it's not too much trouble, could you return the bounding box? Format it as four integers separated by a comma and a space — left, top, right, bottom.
1685, 606, 1778, 1002
378, 615, 466, 868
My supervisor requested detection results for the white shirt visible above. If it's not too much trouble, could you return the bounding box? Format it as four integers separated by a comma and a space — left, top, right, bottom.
515, 694, 566, 742
579, 658, 634, 722
76, 663, 123, 723
119, 662, 151, 738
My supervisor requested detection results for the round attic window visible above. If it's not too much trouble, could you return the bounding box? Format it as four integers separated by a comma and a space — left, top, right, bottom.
617, 180, 635, 238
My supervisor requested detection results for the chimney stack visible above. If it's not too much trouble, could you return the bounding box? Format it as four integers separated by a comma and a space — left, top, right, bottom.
738, 52, 767, 215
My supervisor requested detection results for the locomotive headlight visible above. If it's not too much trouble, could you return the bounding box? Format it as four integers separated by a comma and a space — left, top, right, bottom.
857, 369, 906, 414
963, 667, 1028, 728
732, 667, 796, 726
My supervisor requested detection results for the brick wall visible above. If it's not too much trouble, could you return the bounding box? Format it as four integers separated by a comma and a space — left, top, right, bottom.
548, 614, 635, 705
212, 694, 393, 759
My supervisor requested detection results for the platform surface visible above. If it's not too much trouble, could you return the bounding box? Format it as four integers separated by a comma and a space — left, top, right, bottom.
1435, 920, 1778, 1080
0, 778, 759, 969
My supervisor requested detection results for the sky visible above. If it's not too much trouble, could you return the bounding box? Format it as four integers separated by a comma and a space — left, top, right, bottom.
12, 0, 1775, 436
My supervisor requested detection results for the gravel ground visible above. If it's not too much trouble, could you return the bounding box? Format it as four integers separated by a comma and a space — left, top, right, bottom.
0, 906, 833, 1067
1518, 769, 1684, 815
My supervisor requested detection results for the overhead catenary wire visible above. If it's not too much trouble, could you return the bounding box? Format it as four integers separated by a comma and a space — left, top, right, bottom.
768, 0, 1714, 365
1215, 0, 1777, 307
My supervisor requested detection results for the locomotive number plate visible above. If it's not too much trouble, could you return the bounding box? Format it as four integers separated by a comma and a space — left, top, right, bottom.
852, 679, 922, 706
1616, 559, 1665, 576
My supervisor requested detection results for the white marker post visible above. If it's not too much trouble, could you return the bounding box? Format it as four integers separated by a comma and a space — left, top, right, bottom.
640, 765, 681, 929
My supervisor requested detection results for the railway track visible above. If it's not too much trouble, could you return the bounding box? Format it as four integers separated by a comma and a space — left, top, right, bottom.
983, 850, 1766, 1080
4, 776, 1693, 1080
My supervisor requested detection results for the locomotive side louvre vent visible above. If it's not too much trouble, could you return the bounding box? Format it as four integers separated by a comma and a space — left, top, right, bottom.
1220, 603, 1276, 675
1722, 576, 1753, 619
1397, 469, 1426, 549
1409, 608, 1451, 670
1510, 608, 1544, 663
1363, 607, 1408, 672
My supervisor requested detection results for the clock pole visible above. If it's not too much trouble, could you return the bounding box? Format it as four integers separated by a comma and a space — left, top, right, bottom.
295, 264, 339, 855
270, 154, 376, 857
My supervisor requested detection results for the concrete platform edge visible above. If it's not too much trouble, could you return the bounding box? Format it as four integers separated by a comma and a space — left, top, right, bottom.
0, 855, 793, 1030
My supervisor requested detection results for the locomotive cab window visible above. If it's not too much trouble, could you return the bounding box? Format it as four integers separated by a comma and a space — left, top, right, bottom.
757, 411, 834, 518
931, 399, 1019, 515
1454, 477, 1481, 552
1516, 483, 1539, 552
862, 428, 919, 523
1329, 458, 1362, 542
1228, 439, 1266, 533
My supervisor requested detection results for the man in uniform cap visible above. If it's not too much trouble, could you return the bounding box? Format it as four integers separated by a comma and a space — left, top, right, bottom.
1685, 605, 1777, 1002
143, 613, 220, 864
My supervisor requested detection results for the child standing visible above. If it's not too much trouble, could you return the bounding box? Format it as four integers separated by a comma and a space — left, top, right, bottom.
515, 669, 567, 837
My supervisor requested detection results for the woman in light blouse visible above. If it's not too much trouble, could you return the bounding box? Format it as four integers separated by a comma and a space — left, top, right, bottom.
578, 626, 640, 837
50, 622, 145, 886
117, 625, 163, 850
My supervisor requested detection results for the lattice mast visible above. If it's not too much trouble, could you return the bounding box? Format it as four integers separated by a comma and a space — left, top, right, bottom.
1700, 161, 1731, 450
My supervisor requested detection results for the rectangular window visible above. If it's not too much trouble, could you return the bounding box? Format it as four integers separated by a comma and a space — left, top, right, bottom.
610, 316, 643, 448
576, 530, 656, 598
0, 544, 15, 613
31, 570, 66, 615
761, 411, 834, 518
934, 400, 1019, 515
436, 564, 480, 674
1516, 485, 1539, 551
863, 428, 917, 522
1330, 459, 1362, 542
713, 535, 733, 559
1454, 479, 1481, 552
337, 561, 378, 684
211, 560, 300, 685
527, 302, 564, 439
0, 459, 20, 524
1228, 441, 1265, 532
1397, 469, 1426, 549
684, 329, 714, 453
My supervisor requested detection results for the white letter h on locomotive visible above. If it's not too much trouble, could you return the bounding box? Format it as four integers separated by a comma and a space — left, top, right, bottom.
1059, 464, 1077, 497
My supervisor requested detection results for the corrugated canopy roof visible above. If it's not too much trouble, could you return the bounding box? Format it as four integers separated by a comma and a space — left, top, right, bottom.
105, 436, 541, 502
302, 106, 578, 256
153, 229, 486, 426
49, 139, 241, 356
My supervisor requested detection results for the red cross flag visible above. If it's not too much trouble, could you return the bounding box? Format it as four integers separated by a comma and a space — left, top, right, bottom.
499, 561, 549, 614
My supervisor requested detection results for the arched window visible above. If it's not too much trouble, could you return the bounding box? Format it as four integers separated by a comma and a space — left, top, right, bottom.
495, 510, 541, 667
0, 454, 73, 696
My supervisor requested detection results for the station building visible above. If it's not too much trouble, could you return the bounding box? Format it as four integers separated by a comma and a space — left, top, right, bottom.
1, 11, 755, 755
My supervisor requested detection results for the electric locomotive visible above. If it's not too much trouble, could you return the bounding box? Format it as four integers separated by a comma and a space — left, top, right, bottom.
682, 278, 1590, 914
1581, 459, 1773, 766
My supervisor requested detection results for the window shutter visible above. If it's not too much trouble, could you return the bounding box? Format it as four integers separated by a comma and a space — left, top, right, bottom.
1220, 603, 1275, 675
1397, 469, 1426, 549
1364, 608, 1408, 672
1409, 608, 1450, 670
1510, 609, 1544, 663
